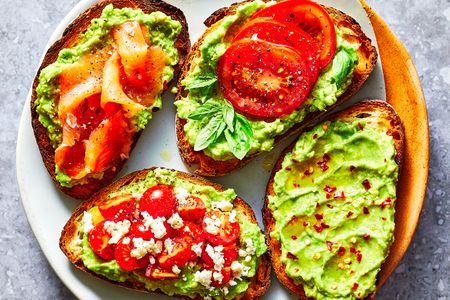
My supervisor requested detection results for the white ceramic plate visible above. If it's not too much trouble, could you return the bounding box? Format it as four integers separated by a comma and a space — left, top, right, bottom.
16, 1, 385, 299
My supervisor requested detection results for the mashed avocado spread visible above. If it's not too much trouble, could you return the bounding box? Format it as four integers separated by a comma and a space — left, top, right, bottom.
268, 120, 398, 299
175, 0, 359, 161
34, 5, 181, 186
78, 168, 267, 299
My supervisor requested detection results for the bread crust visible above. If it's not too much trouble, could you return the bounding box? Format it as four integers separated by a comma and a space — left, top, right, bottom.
175, 0, 378, 176
30, 0, 190, 199
262, 100, 404, 299
60, 167, 270, 299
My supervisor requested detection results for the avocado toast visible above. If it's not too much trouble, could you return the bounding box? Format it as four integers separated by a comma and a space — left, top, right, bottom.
60, 167, 270, 299
31, 0, 190, 199
263, 100, 404, 299
175, 0, 377, 176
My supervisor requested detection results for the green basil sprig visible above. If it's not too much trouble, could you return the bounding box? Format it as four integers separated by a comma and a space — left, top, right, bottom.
188, 100, 253, 160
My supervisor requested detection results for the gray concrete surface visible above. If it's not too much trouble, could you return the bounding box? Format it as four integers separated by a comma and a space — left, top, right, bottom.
1, 0, 448, 298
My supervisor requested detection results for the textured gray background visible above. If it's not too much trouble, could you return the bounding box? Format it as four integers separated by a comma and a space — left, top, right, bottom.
1, 0, 449, 299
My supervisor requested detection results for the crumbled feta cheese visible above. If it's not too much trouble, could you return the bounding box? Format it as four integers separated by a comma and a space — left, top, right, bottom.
149, 255, 156, 265
229, 210, 237, 223
174, 187, 190, 204
130, 238, 162, 258
212, 200, 233, 212
231, 261, 246, 278
244, 238, 256, 255
104, 220, 131, 244
229, 280, 237, 287
172, 265, 181, 275
168, 213, 184, 229
154, 240, 163, 254
141, 212, 167, 239
132, 193, 143, 199
164, 238, 174, 254
194, 269, 212, 288
191, 242, 203, 257
204, 215, 221, 235
122, 237, 131, 245
222, 287, 229, 295
245, 256, 251, 262
238, 249, 247, 257
154, 168, 162, 178
183, 226, 191, 233
213, 271, 224, 283
205, 244, 224, 271
82, 212, 94, 233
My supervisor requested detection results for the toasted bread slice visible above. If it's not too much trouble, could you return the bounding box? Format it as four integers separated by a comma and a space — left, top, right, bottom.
31, 0, 190, 199
176, 0, 377, 176
263, 100, 404, 299
60, 167, 270, 299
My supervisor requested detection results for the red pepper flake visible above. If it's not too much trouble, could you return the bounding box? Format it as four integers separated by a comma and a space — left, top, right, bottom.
363, 233, 371, 240
382, 217, 387, 221
317, 154, 331, 171
314, 224, 323, 233
347, 211, 354, 218
303, 221, 309, 227
337, 246, 346, 256
163, 80, 168, 90
356, 252, 362, 263
322, 223, 330, 229
315, 214, 323, 220
363, 207, 370, 215
349, 247, 357, 254
326, 193, 331, 199
362, 179, 371, 190
285, 167, 292, 171
323, 185, 336, 193
323, 153, 330, 162
291, 235, 298, 240
287, 252, 298, 260
326, 203, 334, 209
352, 283, 359, 291
349, 165, 356, 172
334, 190, 345, 199
316, 202, 321, 208
304, 168, 313, 176
326, 241, 333, 251
313, 133, 318, 139
294, 268, 300, 273
357, 122, 364, 130
381, 197, 392, 208
293, 183, 300, 188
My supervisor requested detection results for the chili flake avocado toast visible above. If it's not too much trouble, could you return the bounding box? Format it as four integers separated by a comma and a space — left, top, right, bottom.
60, 167, 270, 299
175, 0, 377, 176
263, 100, 404, 299
31, 0, 190, 199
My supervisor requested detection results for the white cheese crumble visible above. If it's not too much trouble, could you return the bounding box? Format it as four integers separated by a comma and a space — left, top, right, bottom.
204, 215, 221, 235
154, 168, 162, 178
229, 280, 237, 287
167, 213, 184, 229
191, 242, 203, 257
149, 255, 156, 265
229, 210, 237, 223
205, 244, 224, 271
104, 220, 131, 244
174, 187, 190, 204
172, 265, 181, 275
82, 211, 94, 233
122, 237, 131, 245
164, 238, 175, 255
222, 287, 229, 295
130, 238, 163, 258
230, 261, 250, 279
211, 200, 233, 212
213, 271, 224, 284
194, 269, 212, 288
141, 211, 167, 239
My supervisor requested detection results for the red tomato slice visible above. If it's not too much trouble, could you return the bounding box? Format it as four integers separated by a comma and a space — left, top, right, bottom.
177, 196, 207, 222
158, 237, 191, 269
251, 0, 337, 68
211, 267, 232, 287
233, 17, 320, 83
114, 236, 149, 271
129, 220, 154, 240
176, 221, 205, 260
202, 211, 240, 246
88, 221, 114, 260
218, 39, 311, 118
145, 265, 179, 279
139, 185, 177, 218
98, 194, 137, 221
201, 244, 238, 268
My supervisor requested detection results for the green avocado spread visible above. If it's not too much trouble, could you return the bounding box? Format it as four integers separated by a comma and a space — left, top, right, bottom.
175, 0, 359, 161
78, 168, 267, 299
34, 5, 181, 186
268, 120, 398, 299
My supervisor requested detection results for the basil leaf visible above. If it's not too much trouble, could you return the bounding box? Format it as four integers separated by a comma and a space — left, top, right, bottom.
194, 114, 226, 151
185, 74, 217, 90
224, 114, 253, 160
188, 100, 221, 120
222, 100, 235, 132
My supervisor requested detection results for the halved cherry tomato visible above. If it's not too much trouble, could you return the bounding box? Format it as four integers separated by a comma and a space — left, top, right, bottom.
114, 236, 149, 271
202, 211, 240, 246
98, 194, 137, 221
218, 39, 311, 118
158, 237, 191, 269
177, 196, 207, 222
139, 185, 176, 217
233, 17, 320, 83
211, 267, 232, 287
129, 220, 154, 240
176, 221, 205, 260
251, 0, 337, 68
145, 265, 179, 279
201, 244, 238, 268
88, 220, 114, 260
